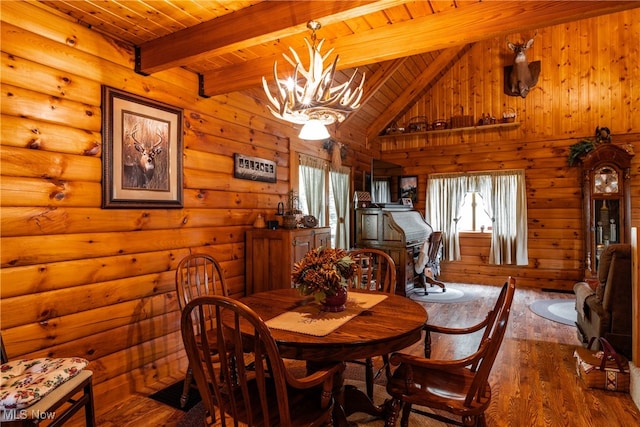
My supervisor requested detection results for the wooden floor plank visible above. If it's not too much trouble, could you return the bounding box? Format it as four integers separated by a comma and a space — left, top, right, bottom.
73, 283, 638, 426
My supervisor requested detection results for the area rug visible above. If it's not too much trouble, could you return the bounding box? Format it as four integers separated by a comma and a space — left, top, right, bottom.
529, 299, 577, 326
409, 285, 476, 304
149, 380, 200, 412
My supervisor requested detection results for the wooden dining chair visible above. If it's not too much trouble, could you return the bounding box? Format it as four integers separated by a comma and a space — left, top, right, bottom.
423, 279, 509, 358
0, 334, 95, 427
385, 277, 516, 427
347, 248, 397, 400
181, 295, 343, 427
175, 253, 228, 409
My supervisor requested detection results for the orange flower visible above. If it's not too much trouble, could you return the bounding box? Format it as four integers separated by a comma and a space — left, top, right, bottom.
292, 247, 356, 302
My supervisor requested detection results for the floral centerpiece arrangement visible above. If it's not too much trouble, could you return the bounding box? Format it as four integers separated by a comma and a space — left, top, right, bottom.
291, 247, 356, 308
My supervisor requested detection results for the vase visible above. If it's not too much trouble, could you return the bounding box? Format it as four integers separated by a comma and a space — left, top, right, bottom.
321, 287, 348, 312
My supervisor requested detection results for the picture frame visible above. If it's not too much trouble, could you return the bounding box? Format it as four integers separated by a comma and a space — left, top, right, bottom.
102, 86, 183, 208
399, 176, 418, 203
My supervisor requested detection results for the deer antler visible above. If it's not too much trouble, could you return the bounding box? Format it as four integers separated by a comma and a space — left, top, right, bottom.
152, 129, 164, 149
130, 123, 141, 144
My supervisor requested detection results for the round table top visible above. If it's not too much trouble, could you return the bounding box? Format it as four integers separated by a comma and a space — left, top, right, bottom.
239, 288, 427, 363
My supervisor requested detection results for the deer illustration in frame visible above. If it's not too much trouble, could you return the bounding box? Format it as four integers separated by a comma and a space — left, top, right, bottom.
102, 86, 183, 208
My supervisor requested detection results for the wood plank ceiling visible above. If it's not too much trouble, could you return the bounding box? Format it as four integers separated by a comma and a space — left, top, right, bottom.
37, 0, 639, 140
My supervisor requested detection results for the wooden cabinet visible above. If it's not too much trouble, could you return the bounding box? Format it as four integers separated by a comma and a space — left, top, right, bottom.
245, 227, 331, 294
579, 143, 633, 277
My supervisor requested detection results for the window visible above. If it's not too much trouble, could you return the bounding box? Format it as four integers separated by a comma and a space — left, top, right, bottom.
298, 155, 350, 249
297, 172, 340, 245
372, 179, 391, 203
426, 170, 528, 265
458, 192, 493, 232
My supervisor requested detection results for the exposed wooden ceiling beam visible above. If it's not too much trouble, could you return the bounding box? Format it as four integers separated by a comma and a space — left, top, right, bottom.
200, 1, 638, 96
366, 45, 468, 142
137, 0, 409, 74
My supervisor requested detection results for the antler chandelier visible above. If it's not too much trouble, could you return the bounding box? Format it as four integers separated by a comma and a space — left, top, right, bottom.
262, 21, 365, 134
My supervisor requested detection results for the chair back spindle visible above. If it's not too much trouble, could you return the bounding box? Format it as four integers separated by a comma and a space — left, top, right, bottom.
348, 248, 396, 294
181, 295, 340, 426
175, 253, 228, 410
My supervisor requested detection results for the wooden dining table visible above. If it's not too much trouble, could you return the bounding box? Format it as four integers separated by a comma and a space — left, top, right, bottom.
238, 288, 428, 426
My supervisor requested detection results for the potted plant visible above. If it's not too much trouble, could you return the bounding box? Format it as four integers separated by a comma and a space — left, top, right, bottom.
568, 138, 596, 166
291, 247, 356, 311
567, 126, 612, 166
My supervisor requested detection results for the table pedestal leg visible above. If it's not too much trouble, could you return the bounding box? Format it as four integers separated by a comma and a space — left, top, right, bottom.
334, 382, 390, 426
308, 361, 390, 426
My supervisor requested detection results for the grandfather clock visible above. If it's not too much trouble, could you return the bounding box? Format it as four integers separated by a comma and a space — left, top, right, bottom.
580, 143, 633, 278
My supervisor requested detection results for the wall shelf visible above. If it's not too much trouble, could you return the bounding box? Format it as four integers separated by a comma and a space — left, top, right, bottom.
379, 121, 520, 139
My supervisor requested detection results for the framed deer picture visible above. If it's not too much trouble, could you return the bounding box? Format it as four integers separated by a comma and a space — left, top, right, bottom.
102, 86, 183, 208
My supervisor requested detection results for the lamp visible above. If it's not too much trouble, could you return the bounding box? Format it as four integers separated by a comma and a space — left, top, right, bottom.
262, 20, 365, 128
298, 119, 330, 140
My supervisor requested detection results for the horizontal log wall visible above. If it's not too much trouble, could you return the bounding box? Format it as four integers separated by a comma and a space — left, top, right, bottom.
379, 10, 640, 290
1, 3, 638, 419
0, 1, 371, 416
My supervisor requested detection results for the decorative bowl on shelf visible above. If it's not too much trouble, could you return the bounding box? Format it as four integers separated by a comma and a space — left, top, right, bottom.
432, 119, 448, 130
502, 107, 517, 123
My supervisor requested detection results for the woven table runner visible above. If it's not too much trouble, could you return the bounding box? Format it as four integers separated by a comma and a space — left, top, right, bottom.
265, 293, 388, 337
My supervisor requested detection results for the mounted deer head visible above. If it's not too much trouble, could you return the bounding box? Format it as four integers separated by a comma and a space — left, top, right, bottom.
505, 32, 540, 98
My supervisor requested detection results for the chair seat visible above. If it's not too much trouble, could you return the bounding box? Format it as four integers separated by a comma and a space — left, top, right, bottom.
1, 357, 89, 410
1, 370, 93, 423
387, 365, 490, 416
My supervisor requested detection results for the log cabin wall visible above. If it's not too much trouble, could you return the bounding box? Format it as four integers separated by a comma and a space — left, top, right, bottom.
379, 9, 639, 291
1, 1, 639, 416
0, 1, 372, 410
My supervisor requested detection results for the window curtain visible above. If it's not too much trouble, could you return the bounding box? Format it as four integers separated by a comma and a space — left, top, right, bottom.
299, 155, 326, 225
427, 170, 528, 265
330, 165, 350, 249
477, 170, 528, 265
372, 179, 391, 203
426, 175, 468, 261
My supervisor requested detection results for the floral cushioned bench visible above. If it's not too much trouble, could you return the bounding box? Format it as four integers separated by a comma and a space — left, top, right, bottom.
1, 356, 89, 410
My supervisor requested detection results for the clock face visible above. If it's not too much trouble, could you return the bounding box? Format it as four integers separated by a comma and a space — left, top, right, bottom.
594, 167, 619, 194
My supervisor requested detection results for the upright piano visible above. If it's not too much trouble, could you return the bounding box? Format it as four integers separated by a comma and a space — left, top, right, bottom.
355, 205, 441, 296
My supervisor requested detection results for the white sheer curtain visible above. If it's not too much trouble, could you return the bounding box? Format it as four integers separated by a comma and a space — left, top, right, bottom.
330, 165, 350, 249
372, 179, 391, 203
426, 175, 468, 261
485, 170, 528, 265
299, 155, 326, 225
427, 170, 528, 265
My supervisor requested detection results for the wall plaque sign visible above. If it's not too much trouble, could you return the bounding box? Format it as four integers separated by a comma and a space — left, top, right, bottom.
234, 153, 277, 183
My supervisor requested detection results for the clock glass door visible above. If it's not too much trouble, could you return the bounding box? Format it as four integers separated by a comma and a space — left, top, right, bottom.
592, 198, 620, 270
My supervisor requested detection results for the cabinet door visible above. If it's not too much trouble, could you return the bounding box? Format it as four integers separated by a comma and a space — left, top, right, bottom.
592, 198, 622, 271
314, 229, 331, 248
246, 231, 289, 294
292, 232, 313, 265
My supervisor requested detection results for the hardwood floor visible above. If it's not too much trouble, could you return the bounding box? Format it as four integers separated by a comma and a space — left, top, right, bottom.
87, 283, 639, 426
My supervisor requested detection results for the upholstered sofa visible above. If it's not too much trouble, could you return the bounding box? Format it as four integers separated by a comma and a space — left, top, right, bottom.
573, 244, 632, 359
